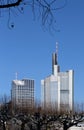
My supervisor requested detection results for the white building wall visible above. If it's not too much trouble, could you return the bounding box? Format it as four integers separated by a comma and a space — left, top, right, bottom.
41, 75, 59, 110
58, 76, 61, 111
69, 70, 74, 111
41, 80, 44, 108
53, 65, 59, 77
41, 70, 74, 111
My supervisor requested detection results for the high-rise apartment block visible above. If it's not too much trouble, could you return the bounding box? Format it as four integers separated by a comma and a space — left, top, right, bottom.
41, 45, 74, 112
11, 79, 34, 111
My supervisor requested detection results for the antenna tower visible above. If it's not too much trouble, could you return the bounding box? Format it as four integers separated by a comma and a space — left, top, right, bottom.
56, 42, 58, 61
15, 72, 18, 80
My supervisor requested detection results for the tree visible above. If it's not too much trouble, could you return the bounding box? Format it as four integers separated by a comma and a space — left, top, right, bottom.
0, 0, 67, 29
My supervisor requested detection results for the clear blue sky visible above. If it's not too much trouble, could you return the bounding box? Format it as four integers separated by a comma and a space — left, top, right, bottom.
0, 0, 84, 103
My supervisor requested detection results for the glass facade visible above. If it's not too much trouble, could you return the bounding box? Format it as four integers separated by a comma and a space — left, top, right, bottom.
59, 72, 70, 110
50, 81, 58, 109
11, 79, 34, 110
41, 69, 74, 111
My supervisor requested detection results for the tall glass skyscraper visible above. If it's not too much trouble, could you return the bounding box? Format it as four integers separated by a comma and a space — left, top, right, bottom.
41, 45, 74, 112
11, 78, 34, 111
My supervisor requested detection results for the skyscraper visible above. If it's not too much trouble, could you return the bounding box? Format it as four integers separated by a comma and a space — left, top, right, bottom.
11, 78, 34, 112
41, 44, 74, 112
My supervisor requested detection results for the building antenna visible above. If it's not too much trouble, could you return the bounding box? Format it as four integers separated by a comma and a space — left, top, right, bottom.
56, 42, 58, 62
15, 72, 18, 80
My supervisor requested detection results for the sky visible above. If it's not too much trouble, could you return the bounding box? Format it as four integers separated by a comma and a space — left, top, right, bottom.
0, 0, 84, 103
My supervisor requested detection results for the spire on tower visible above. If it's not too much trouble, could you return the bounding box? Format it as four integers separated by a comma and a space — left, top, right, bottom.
56, 42, 58, 53
52, 42, 60, 75
56, 42, 58, 62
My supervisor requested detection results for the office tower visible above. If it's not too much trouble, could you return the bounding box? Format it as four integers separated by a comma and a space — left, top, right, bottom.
11, 78, 34, 111
41, 44, 74, 112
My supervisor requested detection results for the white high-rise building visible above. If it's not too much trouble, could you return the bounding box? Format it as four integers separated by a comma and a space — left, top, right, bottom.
11, 78, 34, 111
41, 45, 74, 112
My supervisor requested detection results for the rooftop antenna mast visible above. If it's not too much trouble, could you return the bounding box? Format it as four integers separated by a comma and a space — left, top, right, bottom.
15, 72, 18, 80
56, 42, 58, 63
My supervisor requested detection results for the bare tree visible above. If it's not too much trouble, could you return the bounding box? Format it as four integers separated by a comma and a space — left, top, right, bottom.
0, 0, 67, 29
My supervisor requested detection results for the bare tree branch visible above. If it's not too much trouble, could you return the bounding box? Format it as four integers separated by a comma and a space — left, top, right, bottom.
0, 0, 22, 8
0, 0, 67, 31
